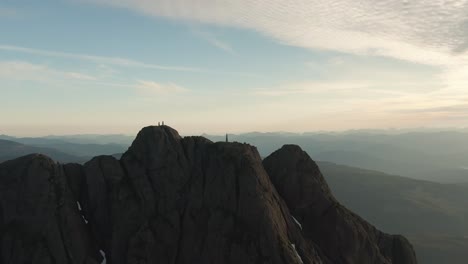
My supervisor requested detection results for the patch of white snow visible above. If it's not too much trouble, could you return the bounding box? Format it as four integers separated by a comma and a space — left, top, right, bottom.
292, 216, 302, 230
291, 244, 304, 264
100, 250, 106, 264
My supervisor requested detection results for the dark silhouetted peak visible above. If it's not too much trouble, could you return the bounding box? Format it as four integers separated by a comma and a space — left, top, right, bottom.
263, 144, 334, 210
0, 153, 102, 264
0, 126, 417, 264
132, 125, 182, 146
123, 125, 184, 165
264, 144, 417, 264
2, 153, 55, 165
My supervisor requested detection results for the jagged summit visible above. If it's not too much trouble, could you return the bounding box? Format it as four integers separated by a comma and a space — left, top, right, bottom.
0, 126, 417, 264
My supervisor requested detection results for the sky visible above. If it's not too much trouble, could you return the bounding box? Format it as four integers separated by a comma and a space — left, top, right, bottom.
1, 0, 468, 136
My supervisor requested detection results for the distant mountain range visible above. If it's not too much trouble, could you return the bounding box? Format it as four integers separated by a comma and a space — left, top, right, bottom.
0, 139, 86, 163
4, 130, 468, 184
0, 135, 128, 159
41, 134, 134, 145
206, 131, 468, 183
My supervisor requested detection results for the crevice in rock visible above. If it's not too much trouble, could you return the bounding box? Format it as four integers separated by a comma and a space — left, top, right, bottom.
51, 166, 72, 264
172, 205, 187, 264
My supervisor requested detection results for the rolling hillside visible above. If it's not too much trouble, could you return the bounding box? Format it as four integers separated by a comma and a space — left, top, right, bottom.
0, 135, 128, 157
319, 161, 468, 264
0, 139, 85, 163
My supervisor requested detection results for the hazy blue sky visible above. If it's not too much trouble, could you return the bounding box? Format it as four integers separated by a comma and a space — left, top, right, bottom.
1, 0, 468, 136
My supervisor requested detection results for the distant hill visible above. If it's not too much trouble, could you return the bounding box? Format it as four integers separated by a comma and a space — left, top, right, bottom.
407, 235, 468, 264
43, 134, 134, 145
0, 135, 128, 157
0, 139, 86, 163
318, 161, 468, 264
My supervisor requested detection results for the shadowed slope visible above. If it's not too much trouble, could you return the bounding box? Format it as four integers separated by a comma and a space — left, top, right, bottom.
263, 145, 417, 264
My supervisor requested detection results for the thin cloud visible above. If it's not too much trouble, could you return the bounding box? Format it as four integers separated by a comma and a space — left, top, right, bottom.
0, 45, 203, 72
192, 30, 236, 54
398, 104, 468, 114
136, 80, 189, 95
255, 81, 373, 96
0, 60, 97, 82
66, 72, 97, 81
0, 44, 260, 76
0, 60, 188, 96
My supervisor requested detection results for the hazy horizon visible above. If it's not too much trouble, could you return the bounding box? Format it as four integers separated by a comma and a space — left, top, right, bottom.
3, 124, 468, 137
2, 1, 468, 135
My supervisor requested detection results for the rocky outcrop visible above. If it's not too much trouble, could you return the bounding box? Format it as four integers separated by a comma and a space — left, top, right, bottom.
263, 145, 418, 264
0, 154, 102, 264
0, 126, 418, 264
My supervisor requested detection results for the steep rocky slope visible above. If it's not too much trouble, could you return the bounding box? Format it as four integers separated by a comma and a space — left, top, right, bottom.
263, 145, 417, 264
0, 126, 417, 264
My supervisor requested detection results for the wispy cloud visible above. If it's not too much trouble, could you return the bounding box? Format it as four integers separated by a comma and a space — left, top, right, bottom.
398, 104, 468, 114
0, 44, 260, 76
83, 0, 468, 66
66, 72, 97, 81
192, 30, 235, 54
136, 80, 188, 95
0, 60, 188, 97
0, 45, 203, 72
257, 54, 446, 97
0, 61, 97, 82
255, 81, 373, 96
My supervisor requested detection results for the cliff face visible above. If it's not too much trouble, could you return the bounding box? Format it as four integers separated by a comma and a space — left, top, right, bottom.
263, 145, 418, 264
0, 126, 417, 264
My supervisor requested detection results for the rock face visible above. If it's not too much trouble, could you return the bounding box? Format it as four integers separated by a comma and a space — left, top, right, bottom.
0, 155, 102, 264
0, 126, 418, 264
263, 145, 418, 264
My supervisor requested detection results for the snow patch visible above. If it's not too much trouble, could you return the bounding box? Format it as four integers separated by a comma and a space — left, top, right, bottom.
292, 216, 302, 230
76, 201, 88, 224
100, 250, 106, 264
291, 244, 304, 264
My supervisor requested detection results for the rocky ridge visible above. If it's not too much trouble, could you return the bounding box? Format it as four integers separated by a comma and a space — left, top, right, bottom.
0, 126, 417, 264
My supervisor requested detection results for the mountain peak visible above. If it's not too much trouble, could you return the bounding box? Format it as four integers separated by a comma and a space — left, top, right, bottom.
264, 145, 417, 264
130, 125, 182, 149
0, 126, 418, 264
